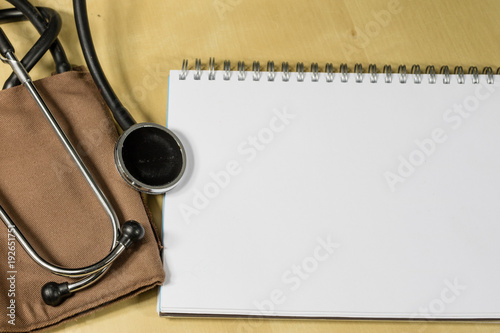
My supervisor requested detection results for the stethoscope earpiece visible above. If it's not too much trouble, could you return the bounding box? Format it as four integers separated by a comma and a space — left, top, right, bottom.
0, 0, 189, 307
41, 282, 71, 307
114, 123, 186, 194
40, 220, 145, 306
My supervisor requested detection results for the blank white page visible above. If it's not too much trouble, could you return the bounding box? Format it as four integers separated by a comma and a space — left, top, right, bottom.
159, 70, 500, 319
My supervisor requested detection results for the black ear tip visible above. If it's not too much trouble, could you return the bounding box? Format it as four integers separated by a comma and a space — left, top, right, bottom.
122, 220, 145, 240
41, 282, 72, 306
119, 220, 145, 248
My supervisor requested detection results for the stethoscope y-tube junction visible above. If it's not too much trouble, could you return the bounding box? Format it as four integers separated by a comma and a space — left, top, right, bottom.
0, 18, 144, 306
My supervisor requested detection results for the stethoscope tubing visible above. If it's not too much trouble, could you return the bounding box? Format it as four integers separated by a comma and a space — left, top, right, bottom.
0, 7, 63, 88
73, 0, 135, 131
5, 0, 70, 73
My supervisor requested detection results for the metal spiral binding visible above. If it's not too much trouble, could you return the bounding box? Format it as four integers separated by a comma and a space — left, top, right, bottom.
267, 61, 275, 81
398, 65, 407, 84
282, 62, 290, 82
311, 63, 319, 82
426, 65, 436, 84
325, 63, 334, 82
253, 61, 261, 81
411, 65, 421, 84
223, 60, 231, 80
194, 58, 201, 80
368, 64, 377, 83
180, 59, 188, 80
296, 62, 305, 82
468, 66, 479, 84
238, 61, 245, 81
454, 66, 465, 84
180, 59, 498, 84
208, 57, 215, 80
340, 63, 348, 83
484, 67, 494, 84
440, 66, 450, 84
354, 63, 363, 83
383, 65, 392, 83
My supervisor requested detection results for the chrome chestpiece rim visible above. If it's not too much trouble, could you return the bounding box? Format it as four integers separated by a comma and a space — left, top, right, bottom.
114, 123, 187, 194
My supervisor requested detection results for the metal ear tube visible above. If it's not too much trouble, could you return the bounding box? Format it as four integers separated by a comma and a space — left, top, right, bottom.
0, 27, 145, 306
0, 0, 187, 307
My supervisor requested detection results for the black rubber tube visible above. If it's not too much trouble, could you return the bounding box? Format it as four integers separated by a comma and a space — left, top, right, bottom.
73, 0, 136, 131
6, 0, 70, 73
0, 7, 27, 23
0, 26, 14, 56
1, 7, 62, 89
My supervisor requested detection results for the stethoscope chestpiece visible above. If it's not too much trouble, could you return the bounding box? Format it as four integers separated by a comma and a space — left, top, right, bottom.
114, 123, 186, 194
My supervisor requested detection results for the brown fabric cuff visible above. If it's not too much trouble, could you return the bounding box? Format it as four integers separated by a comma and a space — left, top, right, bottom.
0, 68, 165, 332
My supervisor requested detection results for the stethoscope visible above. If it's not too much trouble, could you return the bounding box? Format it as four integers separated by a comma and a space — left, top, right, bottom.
0, 0, 186, 306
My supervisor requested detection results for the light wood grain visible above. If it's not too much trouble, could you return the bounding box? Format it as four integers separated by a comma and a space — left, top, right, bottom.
1, 0, 499, 332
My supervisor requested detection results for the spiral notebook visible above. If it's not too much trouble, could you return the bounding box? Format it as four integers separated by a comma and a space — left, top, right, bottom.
159, 60, 500, 319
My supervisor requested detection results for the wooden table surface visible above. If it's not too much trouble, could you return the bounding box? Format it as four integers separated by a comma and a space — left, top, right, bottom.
1, 0, 500, 332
